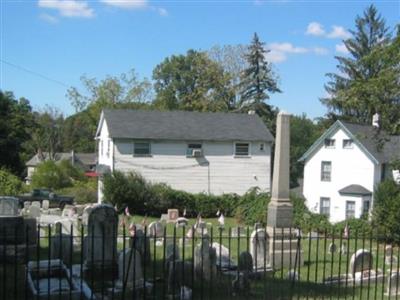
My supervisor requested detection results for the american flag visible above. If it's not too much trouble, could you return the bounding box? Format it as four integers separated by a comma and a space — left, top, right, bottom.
125, 206, 131, 217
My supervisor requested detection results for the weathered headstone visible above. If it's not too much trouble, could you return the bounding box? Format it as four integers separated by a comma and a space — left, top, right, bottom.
167, 260, 193, 295
42, 200, 50, 210
84, 204, 118, 280
50, 232, 73, 266
130, 227, 151, 265
232, 251, 253, 296
148, 221, 164, 238
349, 249, 373, 277
32, 201, 41, 208
385, 245, 397, 266
196, 222, 208, 236
386, 271, 400, 296
175, 217, 189, 228
340, 242, 347, 255
167, 209, 179, 223
212, 242, 235, 270
0, 197, 19, 216
194, 238, 215, 281
328, 243, 337, 254
165, 239, 180, 267
29, 205, 41, 219
116, 248, 143, 288
250, 228, 269, 271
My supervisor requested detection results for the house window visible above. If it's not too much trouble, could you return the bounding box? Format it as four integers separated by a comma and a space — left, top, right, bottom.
320, 197, 330, 218
186, 143, 203, 157
346, 201, 356, 219
107, 140, 110, 158
321, 161, 332, 181
260, 143, 265, 151
134, 142, 151, 156
362, 200, 370, 216
235, 143, 250, 156
343, 139, 353, 149
324, 139, 335, 148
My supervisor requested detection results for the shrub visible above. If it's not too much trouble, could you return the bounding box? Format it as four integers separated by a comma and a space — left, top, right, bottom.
292, 193, 331, 232
57, 179, 97, 204
0, 168, 25, 195
372, 179, 400, 242
332, 218, 372, 236
235, 187, 269, 225
31, 160, 85, 190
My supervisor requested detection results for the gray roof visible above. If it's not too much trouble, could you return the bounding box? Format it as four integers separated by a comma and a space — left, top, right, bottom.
300, 120, 400, 164
26, 152, 96, 170
339, 184, 372, 196
341, 122, 400, 164
100, 109, 274, 142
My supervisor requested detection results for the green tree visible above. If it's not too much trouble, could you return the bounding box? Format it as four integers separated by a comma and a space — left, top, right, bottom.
322, 5, 399, 133
65, 70, 153, 152
0, 91, 35, 176
153, 50, 234, 111
207, 44, 248, 109
239, 33, 280, 116
0, 168, 25, 195
372, 180, 400, 242
30, 160, 84, 190
290, 115, 322, 187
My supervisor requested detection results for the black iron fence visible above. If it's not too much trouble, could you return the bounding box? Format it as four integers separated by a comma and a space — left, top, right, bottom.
1, 224, 400, 299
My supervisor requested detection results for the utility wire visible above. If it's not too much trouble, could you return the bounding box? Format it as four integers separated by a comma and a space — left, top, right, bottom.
0, 58, 70, 88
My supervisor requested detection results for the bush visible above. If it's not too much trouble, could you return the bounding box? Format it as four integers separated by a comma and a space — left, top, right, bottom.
292, 193, 331, 232
31, 160, 86, 190
103, 171, 240, 218
0, 168, 25, 195
235, 188, 269, 225
372, 180, 400, 242
57, 179, 97, 204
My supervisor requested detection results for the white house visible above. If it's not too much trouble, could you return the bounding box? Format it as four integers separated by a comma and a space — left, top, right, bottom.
300, 119, 400, 223
95, 109, 274, 203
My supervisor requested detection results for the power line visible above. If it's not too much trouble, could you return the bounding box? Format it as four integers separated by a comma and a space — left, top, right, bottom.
0, 59, 70, 88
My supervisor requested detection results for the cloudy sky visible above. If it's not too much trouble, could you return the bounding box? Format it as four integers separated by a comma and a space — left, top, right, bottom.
1, 0, 399, 119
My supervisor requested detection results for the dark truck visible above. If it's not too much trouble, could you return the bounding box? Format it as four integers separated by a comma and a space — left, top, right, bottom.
18, 189, 74, 209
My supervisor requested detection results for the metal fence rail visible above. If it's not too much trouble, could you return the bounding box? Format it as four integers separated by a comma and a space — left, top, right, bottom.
1, 224, 399, 299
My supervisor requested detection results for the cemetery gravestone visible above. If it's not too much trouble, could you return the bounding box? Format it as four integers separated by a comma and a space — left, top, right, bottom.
50, 232, 73, 266
0, 197, 19, 216
194, 238, 215, 281
386, 271, 400, 296
212, 242, 235, 270
116, 248, 143, 288
328, 243, 337, 254
32, 201, 41, 208
167, 209, 179, 223
28, 205, 41, 219
84, 204, 118, 280
42, 200, 50, 210
349, 249, 373, 277
250, 228, 269, 271
148, 221, 164, 238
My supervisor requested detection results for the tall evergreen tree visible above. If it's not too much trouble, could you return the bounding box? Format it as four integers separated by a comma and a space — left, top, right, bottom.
322, 5, 399, 132
239, 33, 280, 116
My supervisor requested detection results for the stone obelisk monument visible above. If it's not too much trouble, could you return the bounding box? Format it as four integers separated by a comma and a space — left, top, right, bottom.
267, 111, 302, 268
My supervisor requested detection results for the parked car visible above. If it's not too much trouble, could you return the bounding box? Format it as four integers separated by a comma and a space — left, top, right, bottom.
18, 189, 74, 209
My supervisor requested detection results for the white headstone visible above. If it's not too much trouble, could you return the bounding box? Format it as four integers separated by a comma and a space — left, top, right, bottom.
250, 228, 269, 270
42, 200, 50, 210
29, 205, 41, 219
386, 271, 400, 296
32, 201, 41, 208
148, 221, 164, 238
194, 238, 215, 281
212, 242, 234, 269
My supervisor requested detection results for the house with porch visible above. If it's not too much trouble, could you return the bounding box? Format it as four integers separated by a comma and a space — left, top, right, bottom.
300, 118, 400, 223
95, 109, 274, 203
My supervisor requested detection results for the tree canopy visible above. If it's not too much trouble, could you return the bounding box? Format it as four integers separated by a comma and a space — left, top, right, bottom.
322, 5, 400, 134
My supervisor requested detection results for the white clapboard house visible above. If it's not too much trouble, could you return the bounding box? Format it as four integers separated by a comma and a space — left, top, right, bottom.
95, 109, 274, 202
300, 117, 400, 223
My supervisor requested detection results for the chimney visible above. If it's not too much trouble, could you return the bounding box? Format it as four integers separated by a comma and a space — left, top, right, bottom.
248, 110, 256, 115
372, 113, 380, 128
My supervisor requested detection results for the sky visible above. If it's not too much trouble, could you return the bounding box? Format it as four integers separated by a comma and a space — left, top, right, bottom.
1, 0, 399, 119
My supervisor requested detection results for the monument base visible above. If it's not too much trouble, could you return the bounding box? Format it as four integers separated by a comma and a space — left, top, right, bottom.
267, 200, 293, 228
266, 226, 303, 269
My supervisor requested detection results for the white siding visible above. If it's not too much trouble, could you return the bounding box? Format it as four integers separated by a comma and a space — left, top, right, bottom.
303, 128, 377, 223
113, 139, 271, 195
98, 120, 113, 169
